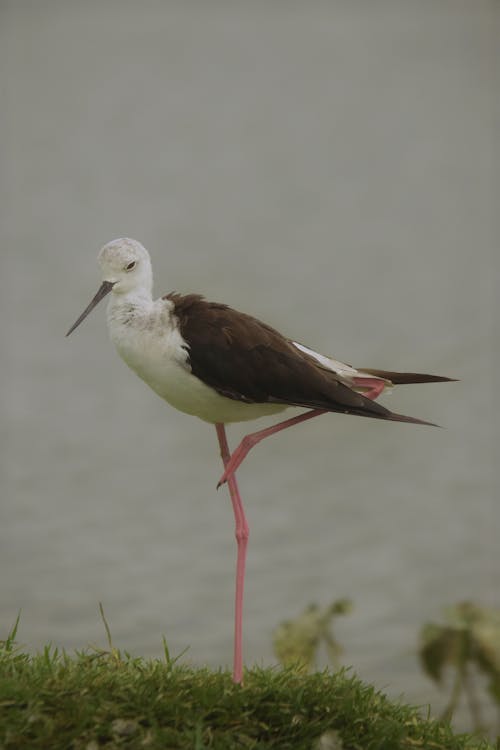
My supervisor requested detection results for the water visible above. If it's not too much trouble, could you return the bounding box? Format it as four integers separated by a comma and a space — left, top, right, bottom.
2, 0, 497, 729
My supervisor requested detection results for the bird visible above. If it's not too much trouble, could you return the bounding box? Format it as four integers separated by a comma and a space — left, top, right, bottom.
66, 237, 454, 684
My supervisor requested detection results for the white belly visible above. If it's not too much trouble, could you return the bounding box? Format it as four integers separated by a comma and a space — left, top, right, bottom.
112, 323, 287, 424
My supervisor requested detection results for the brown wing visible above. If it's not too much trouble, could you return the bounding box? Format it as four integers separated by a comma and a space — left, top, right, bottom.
165, 293, 418, 423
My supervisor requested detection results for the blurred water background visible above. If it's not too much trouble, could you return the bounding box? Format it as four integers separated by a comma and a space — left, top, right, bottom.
2, 0, 497, 729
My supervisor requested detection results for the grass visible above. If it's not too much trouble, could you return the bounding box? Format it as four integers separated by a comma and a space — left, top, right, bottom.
1, 656, 494, 749
0, 621, 495, 749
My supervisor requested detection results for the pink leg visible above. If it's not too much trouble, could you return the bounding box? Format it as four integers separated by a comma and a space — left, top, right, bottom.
214, 391, 382, 680
215, 423, 249, 685
217, 409, 327, 489
351, 377, 386, 401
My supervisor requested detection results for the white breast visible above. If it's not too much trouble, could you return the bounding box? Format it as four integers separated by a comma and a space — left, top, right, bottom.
107, 298, 286, 424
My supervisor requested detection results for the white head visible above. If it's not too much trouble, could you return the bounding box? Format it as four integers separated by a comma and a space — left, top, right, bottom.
66, 238, 153, 336
98, 237, 153, 296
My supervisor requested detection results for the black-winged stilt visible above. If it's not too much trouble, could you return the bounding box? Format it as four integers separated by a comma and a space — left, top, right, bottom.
67, 237, 454, 684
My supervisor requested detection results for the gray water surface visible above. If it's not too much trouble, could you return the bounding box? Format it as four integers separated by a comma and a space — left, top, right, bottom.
2, 0, 497, 728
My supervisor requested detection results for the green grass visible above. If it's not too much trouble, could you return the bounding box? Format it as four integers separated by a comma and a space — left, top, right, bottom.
1, 645, 495, 750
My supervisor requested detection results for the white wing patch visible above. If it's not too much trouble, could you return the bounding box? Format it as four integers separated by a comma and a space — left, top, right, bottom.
292, 341, 393, 394
292, 342, 360, 377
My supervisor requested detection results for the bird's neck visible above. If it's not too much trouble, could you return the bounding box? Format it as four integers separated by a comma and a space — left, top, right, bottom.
106, 288, 155, 328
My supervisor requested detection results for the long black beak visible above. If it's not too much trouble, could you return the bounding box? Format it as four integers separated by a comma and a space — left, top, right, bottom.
66, 280, 115, 337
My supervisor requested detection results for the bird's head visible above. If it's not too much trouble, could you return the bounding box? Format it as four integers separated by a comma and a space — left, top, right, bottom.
98, 238, 152, 295
66, 238, 153, 336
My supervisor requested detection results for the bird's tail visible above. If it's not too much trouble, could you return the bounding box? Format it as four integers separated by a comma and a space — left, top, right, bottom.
350, 370, 456, 426
359, 370, 456, 385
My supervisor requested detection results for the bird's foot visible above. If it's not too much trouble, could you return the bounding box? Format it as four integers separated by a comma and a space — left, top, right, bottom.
217, 465, 234, 489
216, 438, 253, 488
351, 376, 386, 400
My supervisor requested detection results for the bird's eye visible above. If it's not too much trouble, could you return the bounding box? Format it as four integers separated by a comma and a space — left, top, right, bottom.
125, 261, 136, 271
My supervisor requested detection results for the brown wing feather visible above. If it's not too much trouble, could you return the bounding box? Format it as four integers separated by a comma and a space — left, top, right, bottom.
165, 293, 425, 423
